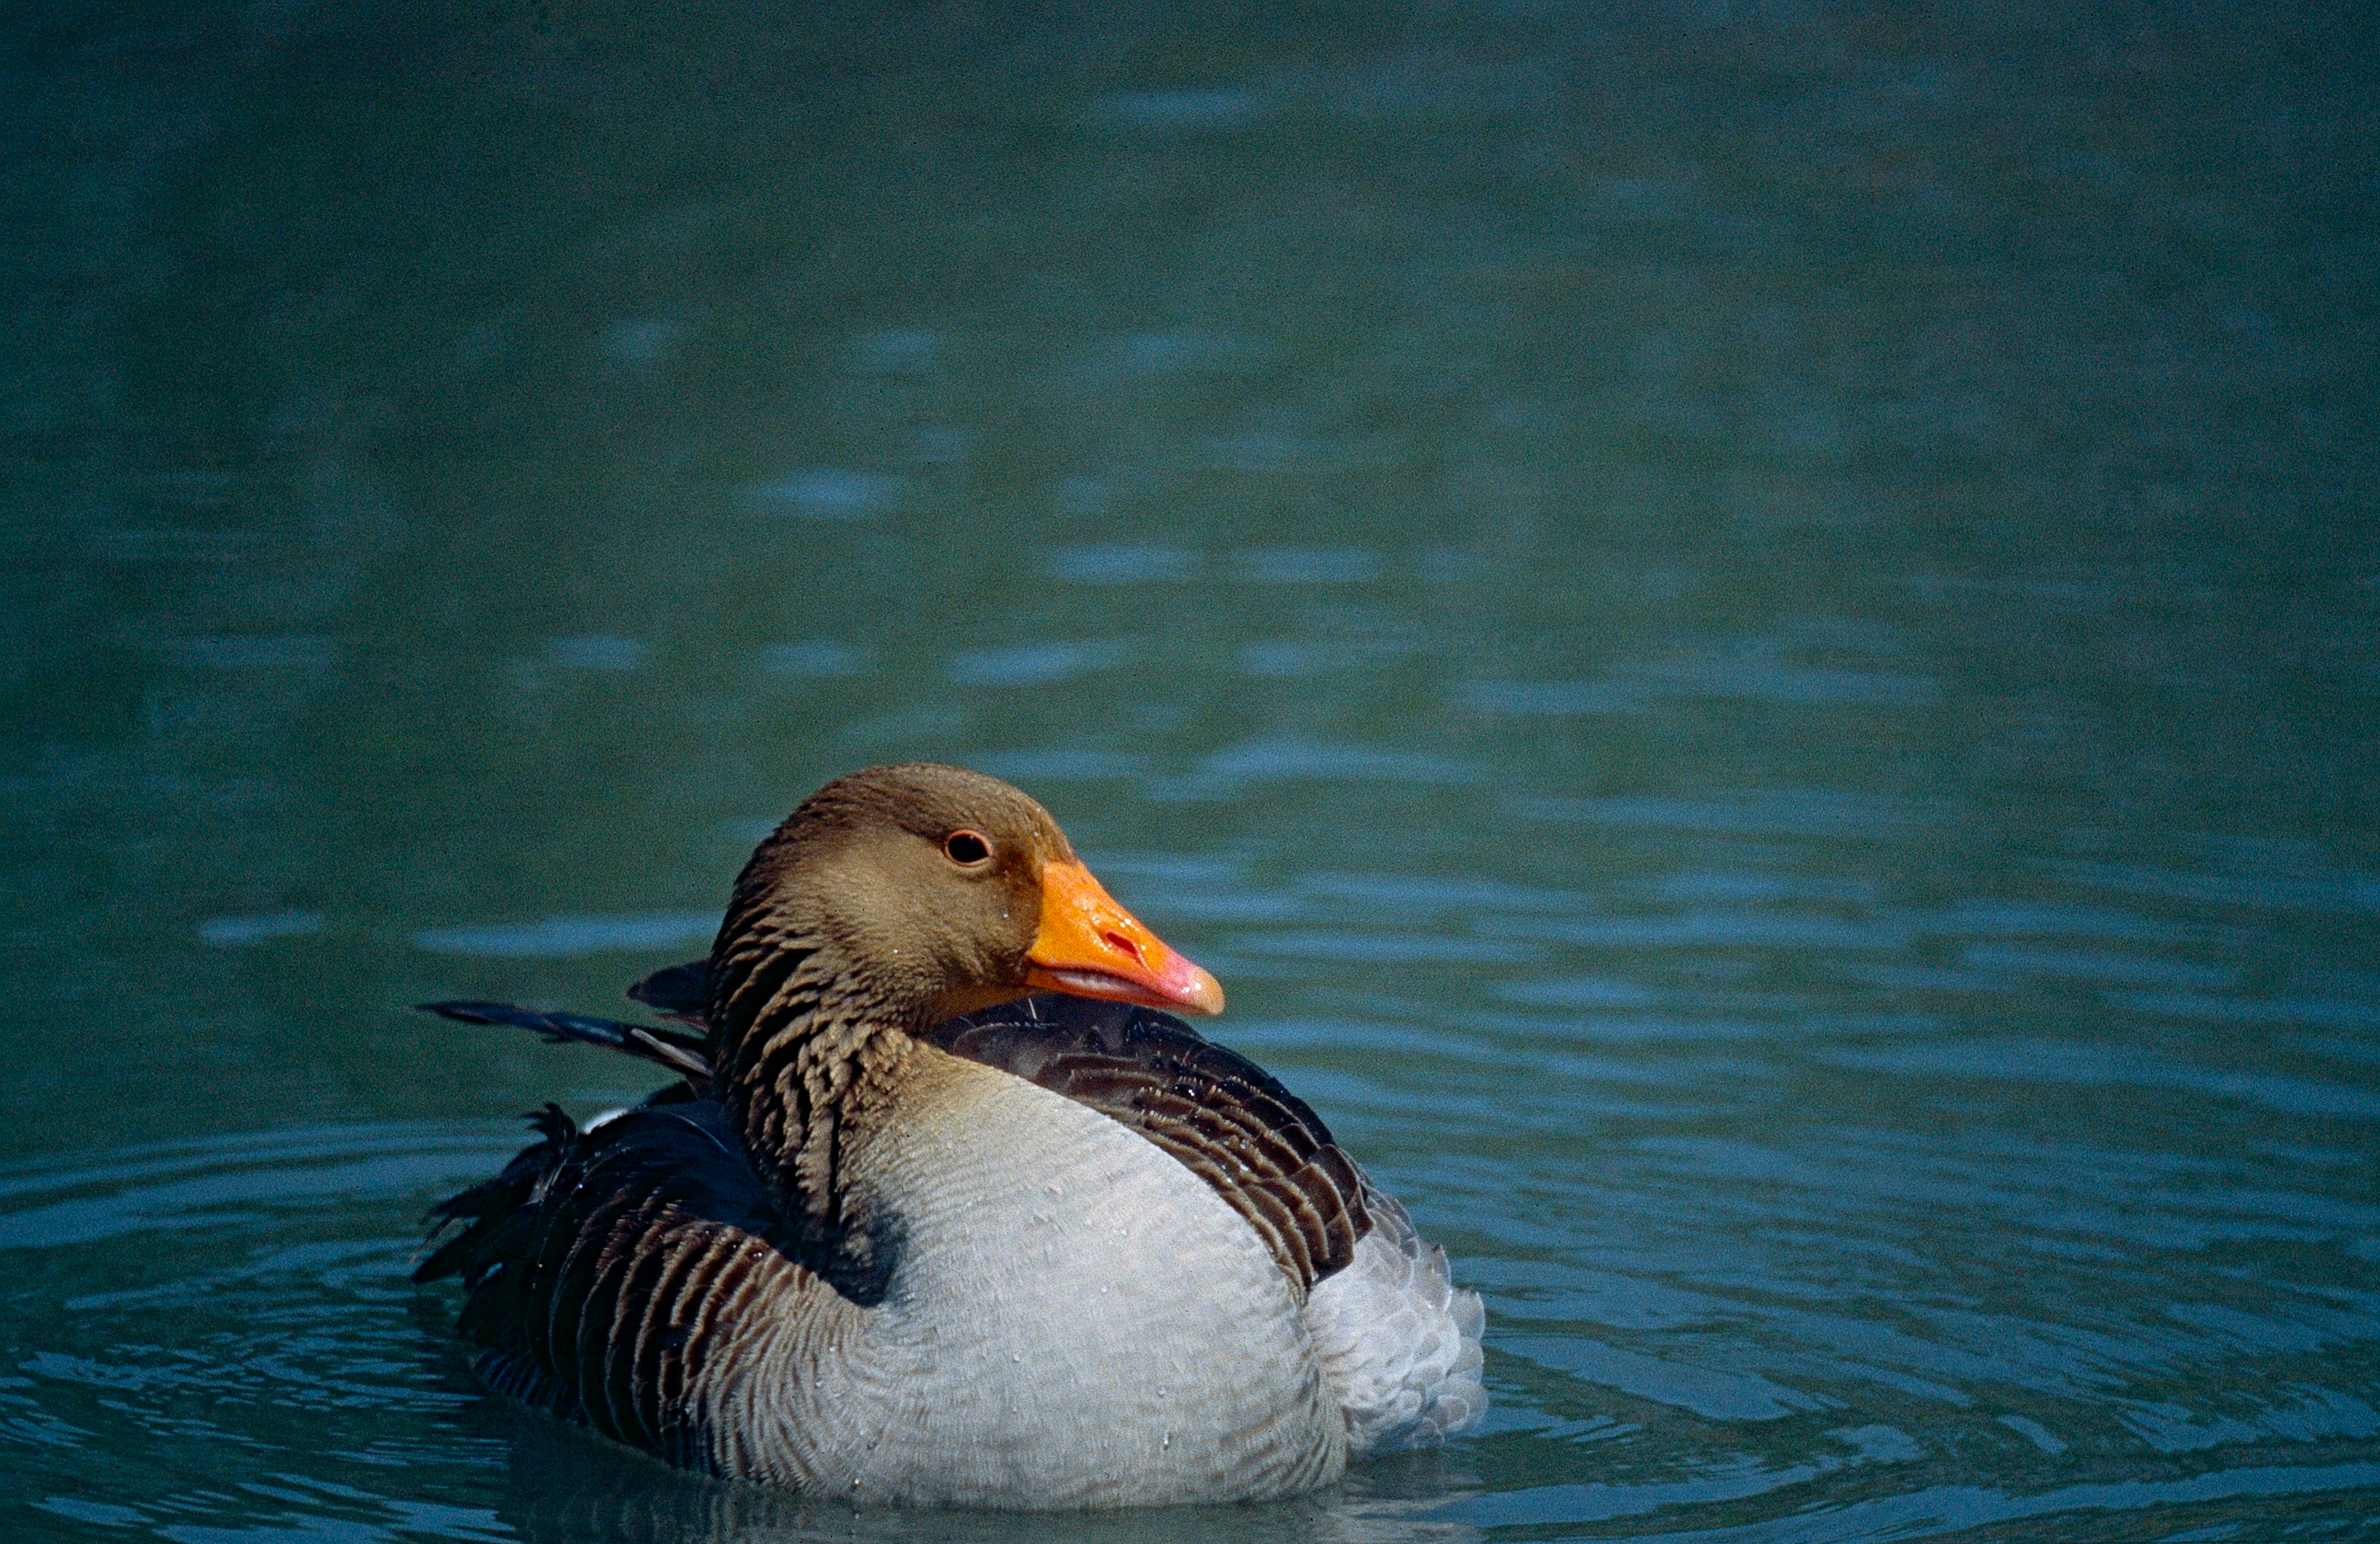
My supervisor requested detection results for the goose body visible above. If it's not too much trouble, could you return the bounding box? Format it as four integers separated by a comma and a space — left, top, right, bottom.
419, 766, 1483, 1509
748, 1043, 1343, 1503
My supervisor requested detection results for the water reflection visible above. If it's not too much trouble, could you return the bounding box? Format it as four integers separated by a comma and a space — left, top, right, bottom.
491, 1417, 1481, 1544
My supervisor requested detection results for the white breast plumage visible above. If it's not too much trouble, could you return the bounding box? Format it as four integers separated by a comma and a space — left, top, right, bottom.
780, 1056, 1347, 1507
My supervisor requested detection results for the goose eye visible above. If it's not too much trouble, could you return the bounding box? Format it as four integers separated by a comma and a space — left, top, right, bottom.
943, 829, 992, 866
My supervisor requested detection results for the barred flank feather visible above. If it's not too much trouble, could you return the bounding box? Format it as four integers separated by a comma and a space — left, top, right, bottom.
417, 1098, 812, 1474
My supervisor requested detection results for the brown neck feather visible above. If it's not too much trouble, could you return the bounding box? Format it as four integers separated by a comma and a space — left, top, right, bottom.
707, 922, 925, 1305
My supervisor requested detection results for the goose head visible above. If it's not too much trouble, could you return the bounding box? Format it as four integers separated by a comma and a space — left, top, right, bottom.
713, 763, 1223, 1036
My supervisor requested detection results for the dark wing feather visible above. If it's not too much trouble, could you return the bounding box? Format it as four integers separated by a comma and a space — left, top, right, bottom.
419, 1000, 712, 1086
926, 995, 1371, 1299
627, 960, 713, 1026
416, 1098, 809, 1471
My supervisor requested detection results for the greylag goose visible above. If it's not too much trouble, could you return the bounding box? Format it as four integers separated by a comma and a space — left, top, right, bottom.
416, 763, 1484, 1508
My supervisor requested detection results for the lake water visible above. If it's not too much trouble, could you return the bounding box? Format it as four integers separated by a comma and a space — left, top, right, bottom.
5, 2, 2378, 1539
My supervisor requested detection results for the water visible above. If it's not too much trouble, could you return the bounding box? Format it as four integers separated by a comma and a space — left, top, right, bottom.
4, 1, 2377, 1538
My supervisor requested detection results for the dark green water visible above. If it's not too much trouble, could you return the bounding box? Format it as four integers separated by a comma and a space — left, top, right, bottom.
5, 2, 2378, 1539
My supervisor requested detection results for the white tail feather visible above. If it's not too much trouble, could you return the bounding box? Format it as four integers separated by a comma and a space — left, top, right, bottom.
1304, 1177, 1487, 1456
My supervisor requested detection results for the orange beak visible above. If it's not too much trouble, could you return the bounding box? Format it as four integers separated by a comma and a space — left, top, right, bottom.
1024, 860, 1225, 1017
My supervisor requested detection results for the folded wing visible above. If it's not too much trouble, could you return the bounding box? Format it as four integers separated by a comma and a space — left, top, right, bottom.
415, 1095, 827, 1473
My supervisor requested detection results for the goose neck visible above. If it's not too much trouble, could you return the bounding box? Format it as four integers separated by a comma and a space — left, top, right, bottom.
708, 930, 927, 1304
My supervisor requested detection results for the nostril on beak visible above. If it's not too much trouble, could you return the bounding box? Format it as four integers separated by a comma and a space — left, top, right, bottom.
1102, 930, 1144, 964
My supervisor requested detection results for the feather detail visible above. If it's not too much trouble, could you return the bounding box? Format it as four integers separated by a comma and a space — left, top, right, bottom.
417, 1001, 712, 1088
1304, 1180, 1487, 1454
417, 1098, 821, 1474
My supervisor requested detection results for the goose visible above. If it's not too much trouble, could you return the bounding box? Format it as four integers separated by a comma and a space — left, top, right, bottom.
416, 763, 1484, 1509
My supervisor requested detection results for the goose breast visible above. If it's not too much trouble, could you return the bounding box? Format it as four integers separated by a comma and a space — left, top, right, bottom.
730, 1048, 1347, 1508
